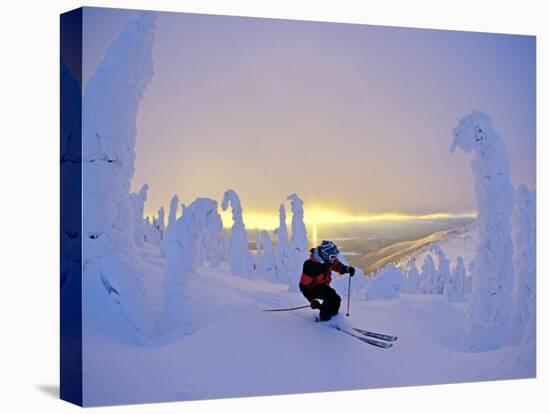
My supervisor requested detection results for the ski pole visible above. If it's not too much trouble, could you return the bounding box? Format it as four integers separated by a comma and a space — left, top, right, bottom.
346, 273, 352, 317
262, 305, 311, 312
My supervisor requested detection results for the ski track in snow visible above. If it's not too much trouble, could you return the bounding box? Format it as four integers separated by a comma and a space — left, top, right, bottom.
82, 244, 531, 406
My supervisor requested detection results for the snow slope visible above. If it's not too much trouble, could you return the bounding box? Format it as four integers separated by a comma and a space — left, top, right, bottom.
82, 243, 532, 407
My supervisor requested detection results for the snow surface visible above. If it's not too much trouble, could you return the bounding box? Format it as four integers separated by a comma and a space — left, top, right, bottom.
83, 243, 533, 406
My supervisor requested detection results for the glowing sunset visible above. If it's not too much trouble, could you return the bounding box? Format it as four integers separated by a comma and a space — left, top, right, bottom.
218, 207, 477, 230
81, 8, 535, 223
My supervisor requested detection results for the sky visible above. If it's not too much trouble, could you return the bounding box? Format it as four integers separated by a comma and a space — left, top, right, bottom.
82, 7, 536, 227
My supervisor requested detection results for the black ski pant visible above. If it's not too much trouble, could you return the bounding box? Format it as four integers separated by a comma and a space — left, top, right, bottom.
306, 284, 341, 321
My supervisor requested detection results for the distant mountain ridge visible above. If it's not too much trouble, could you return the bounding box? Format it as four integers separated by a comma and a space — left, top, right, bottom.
354, 224, 474, 275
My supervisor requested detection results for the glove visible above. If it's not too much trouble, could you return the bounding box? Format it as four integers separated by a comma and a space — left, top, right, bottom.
348, 266, 356, 277
310, 300, 321, 309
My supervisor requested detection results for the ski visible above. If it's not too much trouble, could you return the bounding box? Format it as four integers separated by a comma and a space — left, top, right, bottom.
314, 318, 392, 348
352, 328, 398, 342
332, 326, 393, 348
314, 317, 397, 344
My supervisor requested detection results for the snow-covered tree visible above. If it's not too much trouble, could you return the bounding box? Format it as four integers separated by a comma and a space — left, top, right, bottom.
167, 194, 179, 230
82, 12, 158, 339
149, 216, 161, 245
195, 200, 224, 268
431, 244, 451, 294
366, 263, 405, 300
143, 216, 154, 243
161, 194, 180, 257
463, 262, 474, 297
130, 184, 149, 247
275, 204, 289, 244
286, 194, 309, 291
221, 189, 253, 276
406, 258, 421, 293
254, 231, 262, 274
331, 254, 369, 300
163, 198, 222, 334
256, 230, 277, 282
446, 257, 467, 303
273, 203, 290, 283
350, 267, 369, 298
157, 206, 166, 239
420, 255, 437, 294
509, 185, 536, 344
451, 110, 515, 351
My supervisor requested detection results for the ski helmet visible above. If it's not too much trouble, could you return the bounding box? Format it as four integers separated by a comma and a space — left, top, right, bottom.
318, 240, 340, 263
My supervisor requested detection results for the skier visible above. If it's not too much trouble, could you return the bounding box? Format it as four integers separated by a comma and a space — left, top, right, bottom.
299, 240, 355, 321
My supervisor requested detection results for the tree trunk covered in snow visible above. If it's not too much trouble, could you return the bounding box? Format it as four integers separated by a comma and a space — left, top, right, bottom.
451, 111, 515, 351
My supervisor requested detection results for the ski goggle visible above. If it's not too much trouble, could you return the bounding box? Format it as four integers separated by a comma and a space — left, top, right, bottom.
328, 253, 338, 261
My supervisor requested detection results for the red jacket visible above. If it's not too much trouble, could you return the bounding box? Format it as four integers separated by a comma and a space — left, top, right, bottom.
299, 254, 348, 289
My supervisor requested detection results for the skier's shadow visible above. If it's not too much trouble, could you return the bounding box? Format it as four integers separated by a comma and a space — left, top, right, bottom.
36, 384, 59, 399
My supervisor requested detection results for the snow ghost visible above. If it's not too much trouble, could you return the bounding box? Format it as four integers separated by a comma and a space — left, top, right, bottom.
82, 12, 159, 339
273, 203, 290, 283
406, 258, 421, 294
157, 207, 166, 239
451, 111, 515, 351
256, 230, 278, 282
167, 194, 180, 230
446, 257, 467, 303
420, 254, 437, 294
221, 189, 254, 276
286, 193, 309, 292
430, 244, 451, 294
163, 198, 223, 334
366, 263, 405, 300
130, 184, 149, 247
